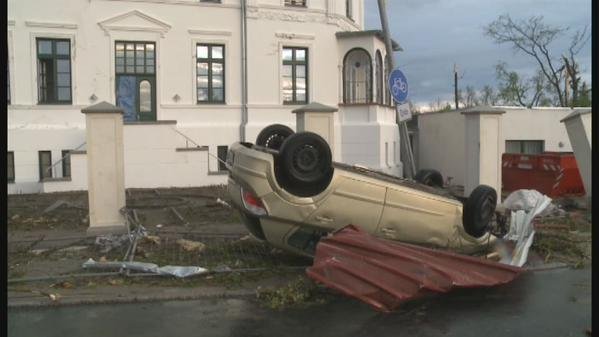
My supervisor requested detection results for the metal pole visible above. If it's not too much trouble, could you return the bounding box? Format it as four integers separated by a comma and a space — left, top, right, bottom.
376, 0, 416, 178
454, 64, 459, 109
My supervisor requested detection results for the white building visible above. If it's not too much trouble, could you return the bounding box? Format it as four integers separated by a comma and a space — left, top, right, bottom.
7, 0, 403, 194
416, 106, 583, 189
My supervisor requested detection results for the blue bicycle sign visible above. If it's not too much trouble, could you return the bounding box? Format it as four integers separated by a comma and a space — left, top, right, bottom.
388, 69, 408, 104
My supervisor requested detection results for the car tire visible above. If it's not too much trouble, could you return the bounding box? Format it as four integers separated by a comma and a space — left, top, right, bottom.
463, 185, 497, 238
276, 132, 334, 197
414, 169, 444, 188
256, 124, 294, 150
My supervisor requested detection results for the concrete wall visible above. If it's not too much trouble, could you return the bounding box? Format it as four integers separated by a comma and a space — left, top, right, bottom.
417, 107, 578, 187
417, 110, 465, 185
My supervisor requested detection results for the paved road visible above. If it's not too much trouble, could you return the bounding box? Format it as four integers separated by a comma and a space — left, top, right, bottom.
8, 267, 591, 337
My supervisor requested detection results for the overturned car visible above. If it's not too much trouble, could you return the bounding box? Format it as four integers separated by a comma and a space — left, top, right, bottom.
226, 124, 498, 257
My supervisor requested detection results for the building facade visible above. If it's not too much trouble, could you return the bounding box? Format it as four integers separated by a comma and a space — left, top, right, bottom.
7, 0, 403, 194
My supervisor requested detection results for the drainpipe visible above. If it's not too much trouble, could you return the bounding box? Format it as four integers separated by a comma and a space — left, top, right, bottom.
239, 0, 248, 141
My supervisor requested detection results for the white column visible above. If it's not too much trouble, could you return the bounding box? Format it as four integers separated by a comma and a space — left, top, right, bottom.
82, 102, 127, 235
561, 109, 592, 206
292, 102, 339, 160
462, 107, 505, 201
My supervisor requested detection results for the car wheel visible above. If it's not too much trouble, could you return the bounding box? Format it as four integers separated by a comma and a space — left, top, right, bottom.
414, 169, 444, 188
256, 124, 294, 150
277, 132, 334, 197
463, 185, 497, 238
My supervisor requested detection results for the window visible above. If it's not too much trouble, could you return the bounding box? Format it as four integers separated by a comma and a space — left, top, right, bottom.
217, 146, 228, 171
282, 47, 308, 104
346, 0, 353, 19
343, 48, 372, 104
375, 51, 383, 104
285, 0, 306, 6
8, 152, 14, 182
196, 44, 225, 103
505, 140, 544, 155
37, 38, 72, 104
115, 41, 156, 121
38, 151, 52, 180
62, 150, 71, 178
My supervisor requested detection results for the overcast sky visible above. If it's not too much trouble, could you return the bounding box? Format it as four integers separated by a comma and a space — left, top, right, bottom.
363, 0, 592, 109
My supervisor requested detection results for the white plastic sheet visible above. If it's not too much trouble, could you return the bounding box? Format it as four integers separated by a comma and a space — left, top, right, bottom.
500, 190, 552, 267
82, 258, 208, 278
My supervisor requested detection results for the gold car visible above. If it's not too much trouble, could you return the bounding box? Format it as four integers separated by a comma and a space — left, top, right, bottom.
226, 124, 498, 257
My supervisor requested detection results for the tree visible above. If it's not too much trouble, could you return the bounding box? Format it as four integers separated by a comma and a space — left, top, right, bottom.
484, 14, 589, 107
575, 81, 592, 107
494, 62, 547, 107
464, 85, 479, 107
480, 85, 498, 105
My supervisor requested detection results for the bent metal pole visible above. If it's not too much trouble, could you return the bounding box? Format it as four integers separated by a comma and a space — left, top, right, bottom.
376, 0, 416, 179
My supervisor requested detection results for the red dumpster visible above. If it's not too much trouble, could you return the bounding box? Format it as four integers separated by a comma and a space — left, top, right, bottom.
502, 152, 585, 198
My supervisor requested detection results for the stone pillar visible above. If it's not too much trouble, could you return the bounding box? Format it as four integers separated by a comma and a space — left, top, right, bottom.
561, 109, 592, 209
81, 102, 127, 235
461, 106, 505, 202
292, 102, 338, 158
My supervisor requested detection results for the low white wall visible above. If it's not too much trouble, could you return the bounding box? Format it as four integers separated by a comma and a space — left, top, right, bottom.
417, 110, 465, 185
417, 107, 577, 187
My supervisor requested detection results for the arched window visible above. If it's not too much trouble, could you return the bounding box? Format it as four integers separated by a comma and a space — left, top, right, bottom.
375, 50, 383, 104
343, 48, 372, 104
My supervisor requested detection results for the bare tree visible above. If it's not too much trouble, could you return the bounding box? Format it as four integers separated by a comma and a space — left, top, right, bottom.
464, 86, 479, 107
480, 85, 498, 105
484, 14, 589, 107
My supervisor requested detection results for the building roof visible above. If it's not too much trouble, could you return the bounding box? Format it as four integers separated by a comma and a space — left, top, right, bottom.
291, 102, 338, 113
336, 30, 403, 51
560, 108, 592, 123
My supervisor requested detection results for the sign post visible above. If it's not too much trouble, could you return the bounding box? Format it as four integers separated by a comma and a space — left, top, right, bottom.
377, 0, 416, 179
388, 69, 412, 122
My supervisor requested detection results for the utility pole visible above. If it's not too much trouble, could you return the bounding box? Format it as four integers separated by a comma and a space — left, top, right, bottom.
376, 0, 416, 179
454, 63, 459, 109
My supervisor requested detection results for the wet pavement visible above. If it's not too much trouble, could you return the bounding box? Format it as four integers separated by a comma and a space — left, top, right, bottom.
8, 267, 591, 337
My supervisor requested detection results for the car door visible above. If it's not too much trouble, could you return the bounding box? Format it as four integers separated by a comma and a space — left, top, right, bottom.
304, 175, 386, 233
377, 185, 462, 247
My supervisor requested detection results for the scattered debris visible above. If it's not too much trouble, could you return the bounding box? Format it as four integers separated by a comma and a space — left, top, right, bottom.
170, 207, 188, 226
50, 281, 74, 289
156, 224, 164, 229
500, 189, 552, 267
176, 239, 206, 252
82, 258, 208, 278
216, 198, 232, 208
58, 245, 88, 253
95, 234, 130, 253
143, 235, 161, 245
30, 249, 50, 255
11, 214, 20, 220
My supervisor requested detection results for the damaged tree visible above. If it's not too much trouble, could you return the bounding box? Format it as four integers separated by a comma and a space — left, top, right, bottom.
484, 14, 590, 107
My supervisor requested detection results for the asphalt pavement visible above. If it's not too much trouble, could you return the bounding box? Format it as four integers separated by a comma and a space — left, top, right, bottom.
8, 266, 591, 337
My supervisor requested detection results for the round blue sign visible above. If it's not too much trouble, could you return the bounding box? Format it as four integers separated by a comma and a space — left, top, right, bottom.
388, 69, 408, 104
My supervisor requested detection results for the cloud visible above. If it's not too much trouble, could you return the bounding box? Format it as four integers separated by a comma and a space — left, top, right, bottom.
364, 0, 592, 105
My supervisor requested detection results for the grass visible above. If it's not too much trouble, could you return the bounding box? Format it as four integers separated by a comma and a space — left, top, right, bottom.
255, 275, 333, 310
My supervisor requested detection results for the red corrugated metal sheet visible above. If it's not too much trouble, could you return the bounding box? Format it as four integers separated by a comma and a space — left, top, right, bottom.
306, 225, 524, 312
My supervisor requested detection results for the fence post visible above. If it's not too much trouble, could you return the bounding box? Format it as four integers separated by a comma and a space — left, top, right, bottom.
81, 102, 127, 235
461, 106, 506, 203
